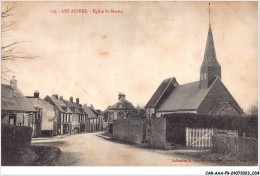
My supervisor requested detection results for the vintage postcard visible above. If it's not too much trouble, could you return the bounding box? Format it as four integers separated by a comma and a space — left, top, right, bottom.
1, 0, 259, 175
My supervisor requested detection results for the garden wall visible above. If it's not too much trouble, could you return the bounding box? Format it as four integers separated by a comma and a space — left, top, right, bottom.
150, 117, 167, 148
113, 119, 146, 144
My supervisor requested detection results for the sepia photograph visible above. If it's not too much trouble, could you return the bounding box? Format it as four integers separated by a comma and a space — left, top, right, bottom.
1, 0, 259, 174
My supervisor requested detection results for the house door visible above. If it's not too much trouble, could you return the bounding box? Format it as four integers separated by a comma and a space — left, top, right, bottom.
186, 128, 213, 148
63, 124, 68, 134
9, 114, 16, 125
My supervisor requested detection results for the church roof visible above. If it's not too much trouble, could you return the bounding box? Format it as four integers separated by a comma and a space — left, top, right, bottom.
201, 25, 220, 67
1, 84, 36, 112
145, 77, 179, 108
157, 81, 210, 112
209, 102, 230, 115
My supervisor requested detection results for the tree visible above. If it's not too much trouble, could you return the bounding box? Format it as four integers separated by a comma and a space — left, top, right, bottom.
248, 105, 258, 116
1, 5, 37, 81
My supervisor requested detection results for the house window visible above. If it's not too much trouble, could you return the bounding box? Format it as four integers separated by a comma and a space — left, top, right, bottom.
204, 73, 207, 80
201, 73, 204, 80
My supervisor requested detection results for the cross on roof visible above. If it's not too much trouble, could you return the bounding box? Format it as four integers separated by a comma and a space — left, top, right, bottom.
208, 3, 213, 25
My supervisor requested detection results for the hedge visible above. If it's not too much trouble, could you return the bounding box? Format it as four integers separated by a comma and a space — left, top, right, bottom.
163, 113, 257, 138
1, 125, 33, 165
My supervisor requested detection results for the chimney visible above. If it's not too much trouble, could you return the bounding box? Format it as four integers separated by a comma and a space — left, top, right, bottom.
52, 94, 58, 99
118, 92, 125, 100
34, 90, 40, 98
10, 76, 17, 88
59, 96, 63, 100
70, 96, 73, 103
76, 98, 79, 104
90, 104, 94, 108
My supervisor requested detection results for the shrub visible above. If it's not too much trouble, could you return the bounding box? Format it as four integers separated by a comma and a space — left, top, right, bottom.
163, 113, 258, 138
1, 125, 33, 165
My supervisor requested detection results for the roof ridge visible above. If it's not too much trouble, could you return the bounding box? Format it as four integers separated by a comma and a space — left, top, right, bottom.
153, 77, 175, 107
178, 80, 200, 86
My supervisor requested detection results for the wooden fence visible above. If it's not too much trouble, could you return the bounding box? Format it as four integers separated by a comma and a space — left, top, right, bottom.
186, 128, 213, 148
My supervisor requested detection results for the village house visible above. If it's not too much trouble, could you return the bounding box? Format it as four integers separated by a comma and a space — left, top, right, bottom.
74, 98, 89, 133
95, 109, 104, 131
82, 104, 99, 132
62, 96, 81, 134
145, 24, 243, 118
1, 76, 37, 136
26, 90, 58, 137
107, 92, 136, 133
62, 97, 88, 133
44, 94, 73, 135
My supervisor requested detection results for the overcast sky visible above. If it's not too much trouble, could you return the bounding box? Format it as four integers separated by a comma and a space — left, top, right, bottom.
2, 1, 258, 112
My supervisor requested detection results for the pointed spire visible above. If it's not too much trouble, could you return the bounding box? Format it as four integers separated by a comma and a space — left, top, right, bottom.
201, 3, 220, 67
208, 3, 212, 26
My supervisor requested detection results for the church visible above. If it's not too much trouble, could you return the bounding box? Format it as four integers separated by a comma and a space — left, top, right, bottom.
145, 9, 243, 118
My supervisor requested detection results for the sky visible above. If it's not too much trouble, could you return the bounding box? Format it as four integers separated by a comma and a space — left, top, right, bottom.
1, 1, 258, 112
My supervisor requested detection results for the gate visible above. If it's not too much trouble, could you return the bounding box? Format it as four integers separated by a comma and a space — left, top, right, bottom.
186, 128, 213, 148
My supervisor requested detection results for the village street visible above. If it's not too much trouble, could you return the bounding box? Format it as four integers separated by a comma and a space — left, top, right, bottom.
31, 132, 211, 166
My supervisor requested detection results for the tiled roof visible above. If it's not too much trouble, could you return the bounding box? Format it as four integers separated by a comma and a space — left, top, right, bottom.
26, 97, 55, 109
109, 97, 136, 110
157, 81, 210, 112
62, 99, 82, 114
145, 77, 179, 108
45, 96, 72, 113
82, 105, 98, 118
1, 84, 36, 112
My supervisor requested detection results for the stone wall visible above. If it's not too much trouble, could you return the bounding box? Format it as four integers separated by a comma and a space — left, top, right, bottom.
150, 117, 167, 148
113, 119, 146, 144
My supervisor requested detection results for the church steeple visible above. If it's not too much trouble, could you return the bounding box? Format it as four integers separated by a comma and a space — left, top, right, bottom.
199, 3, 221, 89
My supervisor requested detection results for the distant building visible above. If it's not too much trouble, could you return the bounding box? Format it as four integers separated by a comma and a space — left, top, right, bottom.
44, 94, 73, 135
1, 76, 37, 136
107, 92, 136, 133
83, 104, 99, 132
27, 91, 58, 137
62, 97, 80, 134
62, 97, 88, 133
74, 98, 89, 133
95, 109, 104, 131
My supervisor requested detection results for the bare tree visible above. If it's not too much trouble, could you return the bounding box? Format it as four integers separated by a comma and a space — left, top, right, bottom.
1, 5, 38, 81
248, 105, 258, 116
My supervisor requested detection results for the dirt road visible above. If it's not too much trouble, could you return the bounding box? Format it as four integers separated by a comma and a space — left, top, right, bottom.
32, 132, 208, 166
